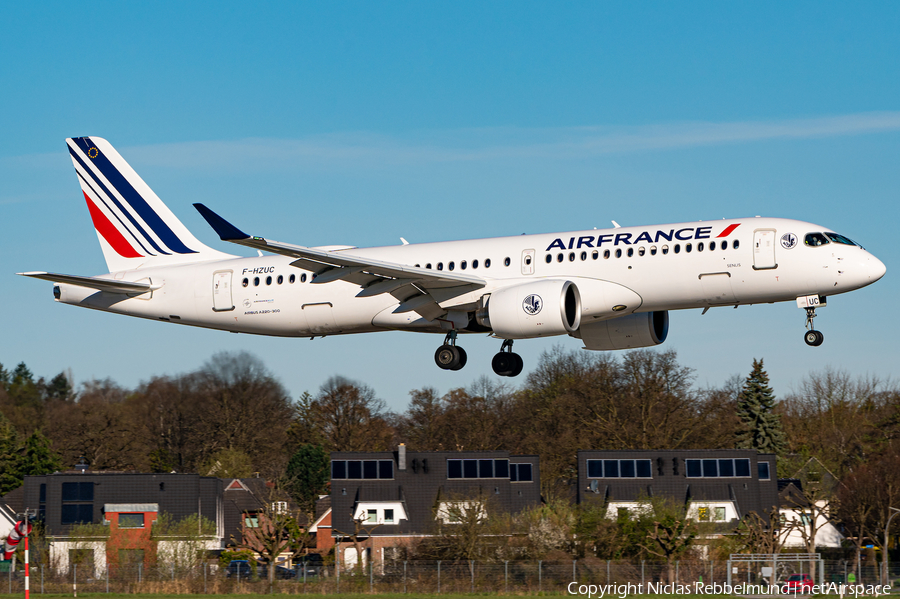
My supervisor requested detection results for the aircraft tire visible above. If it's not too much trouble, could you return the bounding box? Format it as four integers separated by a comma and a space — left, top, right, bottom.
804, 330, 824, 347
450, 347, 468, 371
435, 345, 461, 370
492, 352, 513, 376
508, 353, 524, 377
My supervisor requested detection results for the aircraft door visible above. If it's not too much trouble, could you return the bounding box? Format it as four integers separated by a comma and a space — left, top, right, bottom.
212, 270, 234, 311
753, 229, 777, 270
521, 249, 535, 275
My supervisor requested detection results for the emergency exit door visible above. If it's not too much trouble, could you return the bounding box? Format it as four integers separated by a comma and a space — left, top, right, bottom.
753, 229, 777, 270
212, 270, 234, 311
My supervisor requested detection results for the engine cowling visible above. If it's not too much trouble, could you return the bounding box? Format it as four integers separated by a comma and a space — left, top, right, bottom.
476, 279, 581, 339
576, 311, 669, 350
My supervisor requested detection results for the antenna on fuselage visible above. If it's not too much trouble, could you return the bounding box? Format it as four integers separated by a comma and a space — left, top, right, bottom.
611, 221, 621, 228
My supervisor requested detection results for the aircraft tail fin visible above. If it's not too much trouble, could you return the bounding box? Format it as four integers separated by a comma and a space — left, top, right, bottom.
66, 137, 233, 272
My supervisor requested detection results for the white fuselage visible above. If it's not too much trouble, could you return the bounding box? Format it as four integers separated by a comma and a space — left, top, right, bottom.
53, 217, 885, 340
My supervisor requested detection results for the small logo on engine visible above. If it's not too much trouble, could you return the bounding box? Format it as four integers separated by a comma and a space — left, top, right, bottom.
523, 294, 542, 315
781, 233, 798, 249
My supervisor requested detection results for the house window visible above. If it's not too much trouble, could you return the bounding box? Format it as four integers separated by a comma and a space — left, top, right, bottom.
698, 506, 710, 522
510, 463, 533, 482
61, 482, 94, 525
715, 507, 726, 522
244, 514, 259, 528
447, 458, 511, 479
331, 459, 394, 480
118, 513, 144, 528
271, 501, 288, 514
437, 501, 486, 524
586, 459, 652, 479
758, 462, 771, 480
685, 458, 752, 478
384, 509, 394, 523
366, 509, 377, 524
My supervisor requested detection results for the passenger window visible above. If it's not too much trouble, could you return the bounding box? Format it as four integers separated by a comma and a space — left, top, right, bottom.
254, 277, 260, 286
580, 251, 587, 261
685, 243, 692, 253
615, 249, 622, 258
709, 242, 715, 251
473, 260, 479, 269
461, 261, 467, 270
300, 273, 307, 283
569, 252, 575, 262
448, 262, 455, 271
604, 249, 610, 259
650, 246, 657, 256
437, 263, 444, 271
277, 275, 283, 284
266, 276, 272, 285
674, 244, 681, 254
242, 278, 249, 287
426, 263, 432, 269
698, 242, 704, 252
720, 241, 727, 250
733, 240, 740, 250
638, 247, 645, 256
662, 245, 669, 255
805, 233, 830, 247
504, 257, 511, 266
289, 274, 295, 284
485, 259, 491, 268
557, 253, 564, 262
545, 255, 552, 264
592, 250, 599, 260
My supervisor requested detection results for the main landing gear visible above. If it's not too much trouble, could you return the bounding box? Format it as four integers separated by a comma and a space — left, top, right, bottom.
492, 339, 524, 378
434, 331, 467, 371
803, 307, 824, 347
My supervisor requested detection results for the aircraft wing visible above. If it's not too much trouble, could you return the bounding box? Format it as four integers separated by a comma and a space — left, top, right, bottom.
194, 204, 486, 320
17, 272, 155, 294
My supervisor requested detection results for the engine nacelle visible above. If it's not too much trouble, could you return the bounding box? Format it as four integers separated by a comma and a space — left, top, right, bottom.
476, 279, 581, 339
576, 311, 669, 350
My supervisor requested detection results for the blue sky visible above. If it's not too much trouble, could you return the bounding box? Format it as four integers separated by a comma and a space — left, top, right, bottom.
2, 2, 898, 409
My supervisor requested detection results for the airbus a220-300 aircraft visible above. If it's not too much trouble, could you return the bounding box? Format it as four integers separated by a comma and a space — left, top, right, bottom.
20, 137, 887, 376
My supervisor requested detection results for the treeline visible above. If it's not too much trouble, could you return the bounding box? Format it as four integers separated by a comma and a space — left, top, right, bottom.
1, 348, 899, 501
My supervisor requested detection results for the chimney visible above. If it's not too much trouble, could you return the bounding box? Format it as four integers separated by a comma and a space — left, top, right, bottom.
398, 443, 406, 471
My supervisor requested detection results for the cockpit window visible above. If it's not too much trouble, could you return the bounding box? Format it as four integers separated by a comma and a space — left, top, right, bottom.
804, 233, 830, 247
824, 232, 858, 246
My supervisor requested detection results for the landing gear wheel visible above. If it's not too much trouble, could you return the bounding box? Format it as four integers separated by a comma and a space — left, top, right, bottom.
492, 352, 514, 376
804, 330, 824, 347
435, 345, 461, 370
450, 346, 468, 371
508, 353, 524, 377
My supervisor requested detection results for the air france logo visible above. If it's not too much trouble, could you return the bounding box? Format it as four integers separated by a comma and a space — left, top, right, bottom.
781, 233, 798, 250
523, 294, 542, 315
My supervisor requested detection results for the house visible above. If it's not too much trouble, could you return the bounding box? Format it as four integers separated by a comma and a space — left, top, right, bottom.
18, 471, 224, 575
307, 495, 333, 553
777, 479, 843, 549
329, 445, 541, 568
576, 449, 780, 526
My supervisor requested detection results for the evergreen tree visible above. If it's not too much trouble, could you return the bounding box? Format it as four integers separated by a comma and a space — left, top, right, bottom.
736, 358, 786, 454
19, 430, 62, 476
44, 372, 73, 401
0, 362, 9, 388
284, 444, 329, 516
0, 412, 22, 494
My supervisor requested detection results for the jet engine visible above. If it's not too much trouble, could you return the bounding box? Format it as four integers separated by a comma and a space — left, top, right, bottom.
576, 311, 669, 350
476, 279, 581, 339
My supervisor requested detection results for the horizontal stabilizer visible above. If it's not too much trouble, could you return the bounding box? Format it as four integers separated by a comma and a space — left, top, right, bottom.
17, 272, 156, 294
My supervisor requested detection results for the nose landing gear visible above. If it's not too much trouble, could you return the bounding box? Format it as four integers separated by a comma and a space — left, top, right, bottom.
434, 330, 467, 370
803, 307, 824, 347
492, 339, 524, 377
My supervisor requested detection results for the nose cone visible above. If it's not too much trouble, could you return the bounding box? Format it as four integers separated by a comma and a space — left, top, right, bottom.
870, 254, 887, 282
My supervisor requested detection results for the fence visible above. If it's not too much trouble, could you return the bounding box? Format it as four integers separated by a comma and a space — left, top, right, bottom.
2, 560, 899, 595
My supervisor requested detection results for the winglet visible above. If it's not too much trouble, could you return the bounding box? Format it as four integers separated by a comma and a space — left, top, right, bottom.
193, 203, 251, 241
